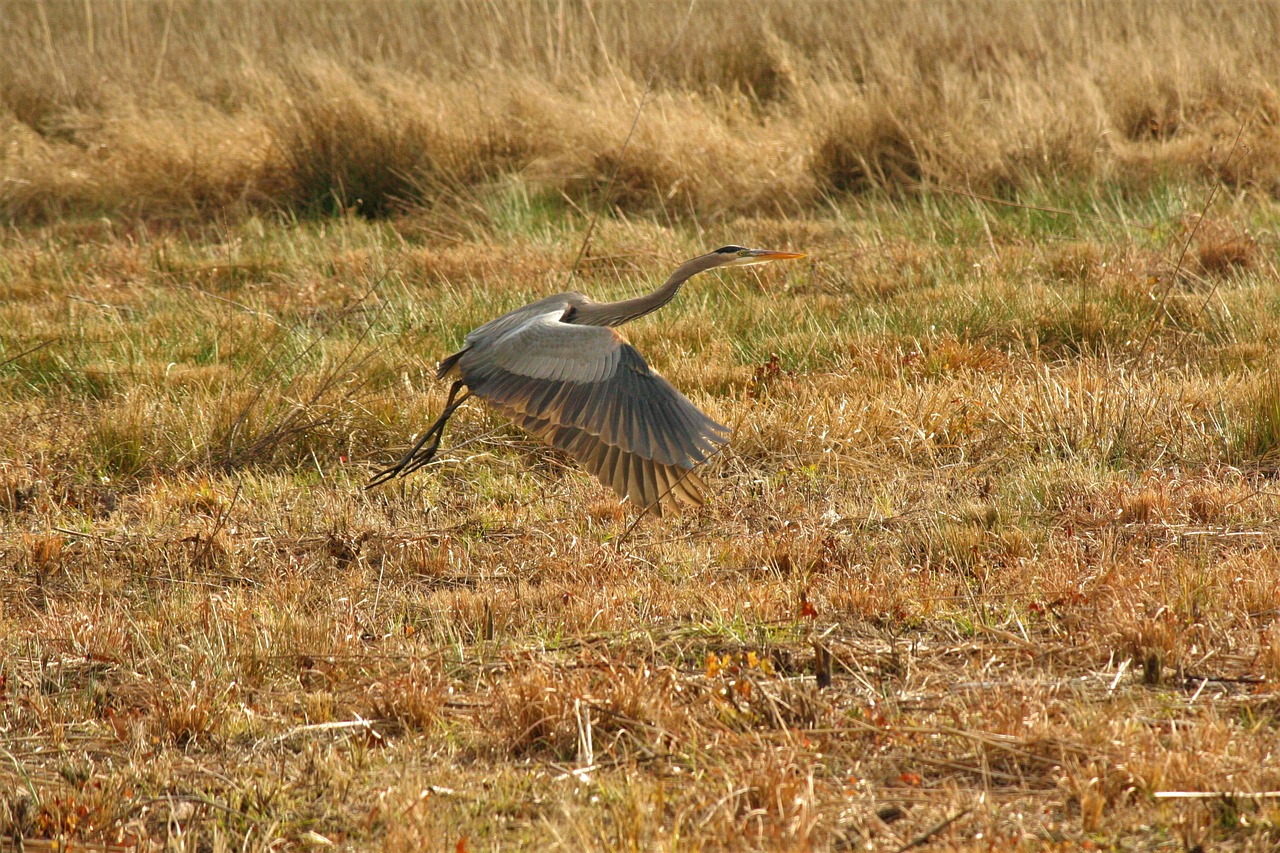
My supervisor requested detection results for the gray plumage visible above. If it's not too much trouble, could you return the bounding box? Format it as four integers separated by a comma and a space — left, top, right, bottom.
367, 245, 804, 515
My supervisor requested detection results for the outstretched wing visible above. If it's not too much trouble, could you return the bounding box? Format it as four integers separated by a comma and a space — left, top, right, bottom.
457, 309, 729, 514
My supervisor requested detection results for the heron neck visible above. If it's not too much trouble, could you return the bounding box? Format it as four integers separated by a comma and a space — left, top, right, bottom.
575, 255, 715, 327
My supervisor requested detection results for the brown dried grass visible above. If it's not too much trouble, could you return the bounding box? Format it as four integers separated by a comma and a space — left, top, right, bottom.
5, 3, 1280, 850
3, 1, 1280, 225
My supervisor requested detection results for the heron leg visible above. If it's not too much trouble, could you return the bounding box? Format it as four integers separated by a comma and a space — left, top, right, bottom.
365, 381, 472, 489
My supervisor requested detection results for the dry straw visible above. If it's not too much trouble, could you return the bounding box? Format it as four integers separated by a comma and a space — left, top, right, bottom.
4, 1, 1280, 224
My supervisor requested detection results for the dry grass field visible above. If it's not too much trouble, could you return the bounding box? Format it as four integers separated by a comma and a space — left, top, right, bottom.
7, 1, 1280, 850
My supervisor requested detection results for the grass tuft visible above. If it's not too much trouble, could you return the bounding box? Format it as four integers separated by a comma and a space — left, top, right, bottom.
1237, 373, 1280, 469
263, 64, 525, 219
811, 101, 922, 194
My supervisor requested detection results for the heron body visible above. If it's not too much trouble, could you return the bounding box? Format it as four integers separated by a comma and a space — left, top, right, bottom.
367, 246, 804, 515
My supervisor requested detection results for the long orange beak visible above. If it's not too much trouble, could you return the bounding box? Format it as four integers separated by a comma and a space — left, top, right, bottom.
748, 249, 806, 260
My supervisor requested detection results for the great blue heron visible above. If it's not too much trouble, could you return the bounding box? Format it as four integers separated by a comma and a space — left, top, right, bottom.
366, 245, 805, 514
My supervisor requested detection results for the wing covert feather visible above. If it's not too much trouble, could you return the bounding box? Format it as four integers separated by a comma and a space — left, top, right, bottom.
456, 309, 727, 512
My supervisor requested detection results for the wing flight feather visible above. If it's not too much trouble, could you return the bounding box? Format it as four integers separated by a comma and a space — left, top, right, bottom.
458, 309, 728, 514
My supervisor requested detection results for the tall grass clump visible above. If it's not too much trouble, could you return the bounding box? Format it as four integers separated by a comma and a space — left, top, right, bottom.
262, 64, 528, 219
811, 99, 925, 194
1237, 373, 1280, 470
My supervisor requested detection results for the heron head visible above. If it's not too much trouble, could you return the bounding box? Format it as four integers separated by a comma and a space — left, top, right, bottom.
708, 245, 806, 268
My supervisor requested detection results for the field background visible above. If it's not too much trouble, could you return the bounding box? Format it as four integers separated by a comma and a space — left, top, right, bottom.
5, 1, 1280, 850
